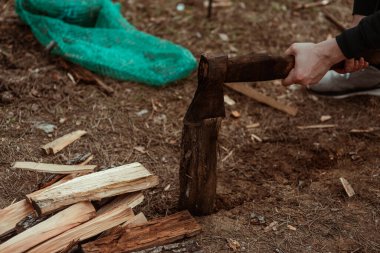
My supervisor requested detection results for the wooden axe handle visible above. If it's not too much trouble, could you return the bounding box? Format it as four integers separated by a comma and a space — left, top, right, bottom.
225, 50, 380, 83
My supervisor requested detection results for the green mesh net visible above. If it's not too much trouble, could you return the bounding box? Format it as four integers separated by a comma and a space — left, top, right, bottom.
16, 0, 197, 86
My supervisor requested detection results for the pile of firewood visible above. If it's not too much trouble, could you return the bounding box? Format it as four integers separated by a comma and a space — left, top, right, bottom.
0, 130, 201, 253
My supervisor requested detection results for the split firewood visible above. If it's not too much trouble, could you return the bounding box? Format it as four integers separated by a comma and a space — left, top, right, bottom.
11, 162, 96, 174
297, 124, 337, 130
0, 202, 95, 253
41, 130, 87, 155
340, 177, 355, 197
100, 212, 148, 238
81, 210, 202, 253
28, 202, 135, 253
225, 83, 298, 116
27, 162, 158, 215
97, 192, 144, 215
294, 0, 331, 10
0, 199, 34, 237
38, 154, 94, 189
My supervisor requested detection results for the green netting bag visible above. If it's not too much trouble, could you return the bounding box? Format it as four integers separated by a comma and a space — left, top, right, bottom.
16, 0, 197, 86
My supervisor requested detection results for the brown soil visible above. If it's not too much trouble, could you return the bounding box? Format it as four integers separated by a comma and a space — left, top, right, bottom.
1, 0, 379, 252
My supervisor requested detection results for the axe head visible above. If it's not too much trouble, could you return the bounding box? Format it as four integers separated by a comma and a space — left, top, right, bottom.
184, 55, 228, 124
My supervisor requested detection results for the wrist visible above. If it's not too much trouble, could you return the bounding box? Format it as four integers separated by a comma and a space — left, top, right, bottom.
315, 38, 346, 65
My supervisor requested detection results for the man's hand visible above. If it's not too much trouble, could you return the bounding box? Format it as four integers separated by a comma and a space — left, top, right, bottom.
282, 38, 346, 86
334, 14, 368, 74
334, 57, 369, 74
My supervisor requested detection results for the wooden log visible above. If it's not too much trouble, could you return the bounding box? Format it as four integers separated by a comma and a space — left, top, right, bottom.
41, 130, 87, 155
225, 83, 298, 116
179, 55, 228, 215
27, 162, 158, 215
11, 161, 96, 174
28, 201, 135, 253
0, 202, 95, 253
0, 199, 34, 237
81, 211, 202, 253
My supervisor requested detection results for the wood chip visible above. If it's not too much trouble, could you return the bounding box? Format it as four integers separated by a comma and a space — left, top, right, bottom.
246, 123, 260, 129
224, 95, 236, 106
41, 130, 87, 155
340, 177, 355, 197
227, 238, 240, 251
231, 110, 241, 118
264, 221, 278, 232
11, 162, 96, 174
320, 115, 332, 122
251, 133, 262, 142
297, 124, 337, 130
287, 225, 297, 231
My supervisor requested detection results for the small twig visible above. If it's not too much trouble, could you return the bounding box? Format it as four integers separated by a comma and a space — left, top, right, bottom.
323, 11, 346, 32
297, 124, 337, 130
294, 0, 331, 10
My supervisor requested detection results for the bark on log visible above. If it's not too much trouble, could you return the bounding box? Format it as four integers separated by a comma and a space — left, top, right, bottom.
0, 199, 34, 238
179, 55, 227, 215
81, 210, 201, 253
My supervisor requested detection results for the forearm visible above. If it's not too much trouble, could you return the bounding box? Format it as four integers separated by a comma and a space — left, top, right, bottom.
336, 10, 380, 58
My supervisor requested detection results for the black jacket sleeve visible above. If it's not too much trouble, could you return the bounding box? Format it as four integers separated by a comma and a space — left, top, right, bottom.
353, 0, 379, 15
336, 10, 380, 58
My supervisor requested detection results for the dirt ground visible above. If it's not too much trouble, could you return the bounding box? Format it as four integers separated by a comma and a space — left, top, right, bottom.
1, 0, 380, 252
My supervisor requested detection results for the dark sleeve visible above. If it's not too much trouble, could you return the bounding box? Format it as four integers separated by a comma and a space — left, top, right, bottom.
353, 0, 378, 15
336, 10, 380, 58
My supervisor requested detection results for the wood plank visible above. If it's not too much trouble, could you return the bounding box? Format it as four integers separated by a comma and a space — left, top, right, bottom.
225, 83, 298, 116
0, 199, 34, 237
27, 163, 158, 215
28, 201, 135, 253
11, 162, 96, 174
41, 130, 87, 155
0, 202, 95, 253
82, 210, 202, 253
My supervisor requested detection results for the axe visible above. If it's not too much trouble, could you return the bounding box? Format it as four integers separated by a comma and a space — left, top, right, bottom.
179, 50, 380, 215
